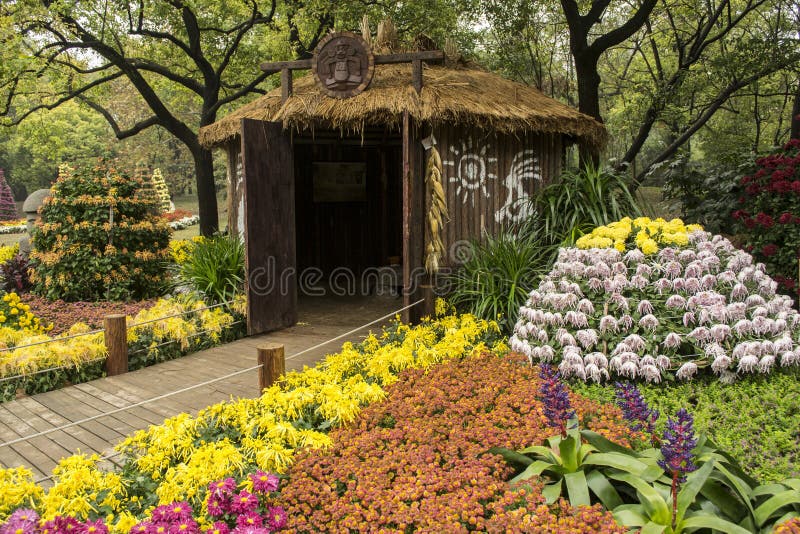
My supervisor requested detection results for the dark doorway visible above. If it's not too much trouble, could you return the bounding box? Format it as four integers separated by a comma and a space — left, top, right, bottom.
293, 130, 403, 281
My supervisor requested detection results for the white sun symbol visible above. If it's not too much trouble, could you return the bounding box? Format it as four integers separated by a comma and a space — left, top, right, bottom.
442, 137, 497, 206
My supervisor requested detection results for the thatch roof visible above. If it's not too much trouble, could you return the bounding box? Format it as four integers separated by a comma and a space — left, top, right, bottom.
199, 64, 606, 149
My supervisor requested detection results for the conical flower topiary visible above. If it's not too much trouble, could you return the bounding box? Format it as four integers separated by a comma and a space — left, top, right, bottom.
151, 168, 172, 213
29, 161, 171, 301
0, 169, 18, 221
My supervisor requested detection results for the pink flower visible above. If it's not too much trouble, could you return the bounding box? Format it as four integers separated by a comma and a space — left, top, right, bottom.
230, 490, 259, 514
266, 507, 288, 530
250, 471, 280, 493
235, 513, 262, 529
204, 523, 230, 534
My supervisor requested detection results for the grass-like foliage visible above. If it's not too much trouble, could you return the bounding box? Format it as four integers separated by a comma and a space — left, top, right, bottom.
175, 234, 244, 304
536, 164, 643, 244
447, 226, 557, 332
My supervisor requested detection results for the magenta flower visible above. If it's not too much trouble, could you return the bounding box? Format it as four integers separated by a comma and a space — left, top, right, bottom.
208, 478, 237, 498
78, 519, 108, 534
203, 522, 230, 534
229, 490, 258, 515
250, 471, 280, 493
234, 513, 262, 529
266, 507, 288, 530
1, 509, 39, 534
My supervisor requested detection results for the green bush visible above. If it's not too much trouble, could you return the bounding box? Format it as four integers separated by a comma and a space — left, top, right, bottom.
446, 227, 556, 332
536, 163, 643, 244
175, 234, 244, 304
572, 369, 800, 484
29, 161, 171, 301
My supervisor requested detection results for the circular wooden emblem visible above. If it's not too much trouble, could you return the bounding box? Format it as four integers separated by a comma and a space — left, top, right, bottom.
312, 32, 375, 99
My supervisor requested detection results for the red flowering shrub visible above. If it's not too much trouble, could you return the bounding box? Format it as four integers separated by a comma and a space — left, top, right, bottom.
732, 138, 800, 296
277, 353, 630, 533
161, 209, 194, 223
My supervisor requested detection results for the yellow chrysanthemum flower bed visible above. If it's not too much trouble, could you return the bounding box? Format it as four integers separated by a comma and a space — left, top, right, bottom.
575, 216, 704, 254
0, 295, 247, 401
0, 311, 503, 531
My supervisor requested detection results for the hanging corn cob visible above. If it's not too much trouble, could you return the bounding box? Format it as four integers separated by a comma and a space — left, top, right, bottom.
424, 143, 448, 274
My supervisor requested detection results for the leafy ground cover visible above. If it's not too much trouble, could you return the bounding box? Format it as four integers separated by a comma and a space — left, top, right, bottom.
573, 368, 800, 483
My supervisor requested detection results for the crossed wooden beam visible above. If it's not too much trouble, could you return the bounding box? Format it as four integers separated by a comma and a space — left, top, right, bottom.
260, 50, 445, 103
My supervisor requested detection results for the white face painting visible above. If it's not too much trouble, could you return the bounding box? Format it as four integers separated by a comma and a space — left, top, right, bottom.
495, 149, 541, 225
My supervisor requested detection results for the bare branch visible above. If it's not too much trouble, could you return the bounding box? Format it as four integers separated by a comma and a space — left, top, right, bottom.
79, 97, 160, 139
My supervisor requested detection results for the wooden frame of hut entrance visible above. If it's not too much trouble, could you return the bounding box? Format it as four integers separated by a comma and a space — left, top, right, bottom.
240, 51, 441, 335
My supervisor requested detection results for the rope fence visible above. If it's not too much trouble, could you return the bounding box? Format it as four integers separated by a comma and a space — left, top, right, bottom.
0, 298, 423, 450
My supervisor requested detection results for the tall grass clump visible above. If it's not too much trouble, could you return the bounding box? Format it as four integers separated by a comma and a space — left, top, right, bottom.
447, 224, 558, 332
537, 164, 643, 244
176, 234, 244, 304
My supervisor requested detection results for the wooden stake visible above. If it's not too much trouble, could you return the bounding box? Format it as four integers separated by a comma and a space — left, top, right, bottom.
258, 343, 286, 391
420, 284, 435, 318
104, 314, 128, 376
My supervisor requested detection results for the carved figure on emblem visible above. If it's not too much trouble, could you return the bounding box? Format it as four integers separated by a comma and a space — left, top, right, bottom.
312, 32, 375, 99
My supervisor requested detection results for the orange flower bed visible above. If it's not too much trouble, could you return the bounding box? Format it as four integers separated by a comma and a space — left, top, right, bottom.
277, 352, 630, 533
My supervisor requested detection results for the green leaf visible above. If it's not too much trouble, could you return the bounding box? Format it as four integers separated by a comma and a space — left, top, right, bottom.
699, 479, 747, 522
511, 460, 557, 483
564, 470, 591, 506
542, 480, 563, 504
583, 452, 653, 476
559, 435, 580, 472
612, 504, 648, 527
487, 446, 533, 468
676, 459, 715, 524
751, 483, 790, 498
753, 490, 800, 527
518, 445, 556, 459
609, 472, 671, 525
681, 513, 752, 534
580, 429, 636, 455
586, 470, 623, 509
640, 521, 666, 534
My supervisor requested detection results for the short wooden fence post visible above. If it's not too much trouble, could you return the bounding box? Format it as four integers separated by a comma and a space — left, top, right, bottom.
104, 314, 128, 376
258, 343, 286, 391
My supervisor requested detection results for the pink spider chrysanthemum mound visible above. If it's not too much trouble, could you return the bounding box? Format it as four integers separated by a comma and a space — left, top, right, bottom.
510, 218, 800, 383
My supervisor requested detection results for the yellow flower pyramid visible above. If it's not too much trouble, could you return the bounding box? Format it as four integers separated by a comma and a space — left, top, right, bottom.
151, 168, 171, 213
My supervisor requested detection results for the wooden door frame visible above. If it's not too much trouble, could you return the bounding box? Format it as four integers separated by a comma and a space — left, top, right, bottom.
401, 111, 425, 323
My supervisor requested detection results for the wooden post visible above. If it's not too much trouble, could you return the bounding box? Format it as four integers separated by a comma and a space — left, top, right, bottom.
420, 284, 435, 318
412, 59, 423, 94
103, 314, 128, 376
281, 67, 292, 103
258, 343, 286, 391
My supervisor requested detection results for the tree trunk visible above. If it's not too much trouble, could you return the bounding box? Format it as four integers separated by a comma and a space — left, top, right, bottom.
192, 147, 219, 236
792, 76, 800, 139
574, 55, 602, 166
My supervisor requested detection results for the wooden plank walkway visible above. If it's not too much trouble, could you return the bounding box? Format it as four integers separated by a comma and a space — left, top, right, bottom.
0, 294, 402, 483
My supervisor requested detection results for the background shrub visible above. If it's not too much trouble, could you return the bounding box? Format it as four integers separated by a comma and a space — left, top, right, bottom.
29, 161, 171, 301
0, 254, 31, 293
732, 139, 800, 296
174, 234, 244, 304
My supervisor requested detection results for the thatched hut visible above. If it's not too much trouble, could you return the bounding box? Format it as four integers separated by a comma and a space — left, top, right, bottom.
199, 44, 605, 334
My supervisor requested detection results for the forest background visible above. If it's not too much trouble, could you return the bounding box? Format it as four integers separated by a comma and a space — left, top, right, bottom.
0, 0, 798, 234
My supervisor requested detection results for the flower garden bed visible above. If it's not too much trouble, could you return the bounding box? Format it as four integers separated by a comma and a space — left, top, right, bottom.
19, 295, 156, 335
0, 295, 246, 402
